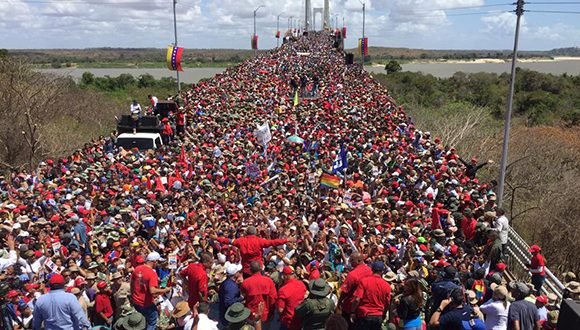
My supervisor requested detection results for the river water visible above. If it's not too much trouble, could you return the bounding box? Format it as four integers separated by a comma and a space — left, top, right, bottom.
39, 60, 580, 83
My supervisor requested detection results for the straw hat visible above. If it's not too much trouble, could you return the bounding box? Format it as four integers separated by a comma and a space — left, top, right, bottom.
172, 301, 190, 319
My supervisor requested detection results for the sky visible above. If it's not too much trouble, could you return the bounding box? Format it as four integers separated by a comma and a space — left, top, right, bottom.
1, 0, 580, 50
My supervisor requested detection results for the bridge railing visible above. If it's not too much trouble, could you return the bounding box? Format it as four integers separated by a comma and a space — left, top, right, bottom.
506, 226, 566, 299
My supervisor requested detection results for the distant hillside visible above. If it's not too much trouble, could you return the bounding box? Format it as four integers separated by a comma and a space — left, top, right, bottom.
5, 46, 580, 68
549, 47, 580, 56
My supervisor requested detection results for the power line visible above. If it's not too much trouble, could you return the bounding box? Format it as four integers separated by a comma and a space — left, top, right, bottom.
527, 9, 580, 14
527, 1, 580, 4
396, 3, 513, 13
397, 10, 511, 19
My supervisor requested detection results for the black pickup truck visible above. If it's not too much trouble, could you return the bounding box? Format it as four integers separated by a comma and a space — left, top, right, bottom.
116, 115, 162, 134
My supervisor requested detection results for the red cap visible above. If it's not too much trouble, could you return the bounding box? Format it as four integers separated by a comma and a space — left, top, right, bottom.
6, 290, 20, 298
135, 255, 145, 264
34, 250, 43, 258
49, 273, 65, 286
528, 244, 541, 253
496, 262, 506, 271
282, 266, 294, 275
74, 277, 87, 287
24, 283, 40, 291
536, 295, 548, 304
97, 281, 107, 289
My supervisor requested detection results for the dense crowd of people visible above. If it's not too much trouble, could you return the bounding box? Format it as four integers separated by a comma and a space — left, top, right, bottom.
0, 32, 578, 330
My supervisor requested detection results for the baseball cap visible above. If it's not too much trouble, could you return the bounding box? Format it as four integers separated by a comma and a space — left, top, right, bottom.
225, 263, 243, 276
146, 251, 165, 262
528, 244, 541, 253
49, 273, 65, 286
371, 261, 385, 272
97, 281, 107, 289
6, 290, 20, 298
282, 266, 294, 275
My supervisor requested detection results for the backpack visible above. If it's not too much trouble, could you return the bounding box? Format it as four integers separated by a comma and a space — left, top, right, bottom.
472, 279, 487, 304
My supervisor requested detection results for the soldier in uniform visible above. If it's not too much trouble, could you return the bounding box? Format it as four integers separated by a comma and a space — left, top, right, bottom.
295, 278, 336, 330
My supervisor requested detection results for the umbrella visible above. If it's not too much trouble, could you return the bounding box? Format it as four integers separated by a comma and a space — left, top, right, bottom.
287, 135, 304, 144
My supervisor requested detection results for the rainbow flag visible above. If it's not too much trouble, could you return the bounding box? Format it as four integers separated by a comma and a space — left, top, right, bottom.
320, 173, 341, 189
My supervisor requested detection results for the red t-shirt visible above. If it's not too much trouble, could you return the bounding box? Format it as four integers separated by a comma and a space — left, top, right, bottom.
340, 264, 372, 313
241, 273, 277, 321
462, 218, 477, 241
95, 292, 114, 319
530, 253, 546, 276
131, 264, 159, 307
276, 278, 307, 329
179, 263, 208, 308
353, 274, 392, 317
216, 235, 287, 275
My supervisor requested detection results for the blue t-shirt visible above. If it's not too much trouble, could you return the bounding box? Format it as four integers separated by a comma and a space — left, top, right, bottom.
439, 304, 473, 330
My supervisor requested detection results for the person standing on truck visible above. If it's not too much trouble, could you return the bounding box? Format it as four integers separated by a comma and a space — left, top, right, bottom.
148, 94, 158, 112
130, 99, 142, 134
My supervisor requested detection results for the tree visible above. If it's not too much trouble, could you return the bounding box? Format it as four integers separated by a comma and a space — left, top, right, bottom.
384, 60, 402, 74
81, 72, 95, 86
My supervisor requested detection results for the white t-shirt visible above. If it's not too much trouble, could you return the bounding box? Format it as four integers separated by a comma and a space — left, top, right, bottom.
130, 103, 142, 115
480, 298, 510, 330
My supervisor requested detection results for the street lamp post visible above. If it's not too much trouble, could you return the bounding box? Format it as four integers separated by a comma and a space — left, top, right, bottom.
172, 0, 180, 93
360, 0, 366, 68
277, 13, 284, 48
253, 5, 265, 55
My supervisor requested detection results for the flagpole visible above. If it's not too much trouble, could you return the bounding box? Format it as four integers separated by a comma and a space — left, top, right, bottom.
173, 0, 180, 94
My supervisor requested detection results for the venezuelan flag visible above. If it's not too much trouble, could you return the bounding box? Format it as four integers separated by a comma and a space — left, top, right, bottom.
320, 173, 341, 189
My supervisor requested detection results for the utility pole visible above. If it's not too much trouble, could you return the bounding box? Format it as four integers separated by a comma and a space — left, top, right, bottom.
497, 0, 525, 208
172, 0, 180, 93
277, 13, 283, 48
253, 5, 265, 56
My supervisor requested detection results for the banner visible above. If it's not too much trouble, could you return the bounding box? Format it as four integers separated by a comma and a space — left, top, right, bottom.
166, 45, 184, 71
332, 144, 348, 173
358, 37, 368, 56
342, 26, 347, 39
276, 30, 281, 38
251, 35, 258, 50
255, 122, 272, 146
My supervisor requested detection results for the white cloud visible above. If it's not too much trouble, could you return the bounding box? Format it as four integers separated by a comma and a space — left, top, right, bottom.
481, 12, 527, 36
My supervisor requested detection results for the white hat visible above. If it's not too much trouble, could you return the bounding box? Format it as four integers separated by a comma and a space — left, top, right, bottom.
12, 223, 21, 230
146, 252, 165, 262
225, 263, 242, 276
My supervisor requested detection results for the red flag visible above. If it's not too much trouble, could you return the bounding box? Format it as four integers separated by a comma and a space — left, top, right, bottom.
146, 176, 152, 191
342, 26, 347, 39
187, 162, 194, 180
179, 144, 187, 165
154, 176, 166, 193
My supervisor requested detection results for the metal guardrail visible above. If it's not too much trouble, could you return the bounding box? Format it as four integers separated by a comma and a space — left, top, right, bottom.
506, 226, 566, 300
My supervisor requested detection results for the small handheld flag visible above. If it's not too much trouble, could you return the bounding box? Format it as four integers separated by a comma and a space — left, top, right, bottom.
293, 90, 299, 107
320, 173, 341, 189
166, 45, 184, 71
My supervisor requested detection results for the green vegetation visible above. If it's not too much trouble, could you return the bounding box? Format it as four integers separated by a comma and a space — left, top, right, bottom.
79, 72, 181, 105
384, 60, 402, 74
8, 48, 253, 69
373, 69, 580, 126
